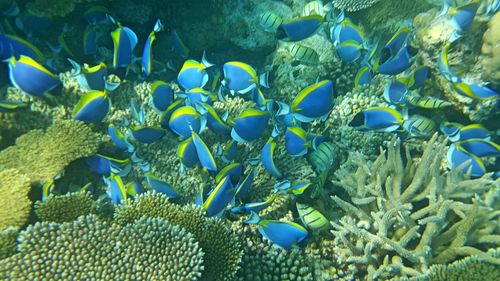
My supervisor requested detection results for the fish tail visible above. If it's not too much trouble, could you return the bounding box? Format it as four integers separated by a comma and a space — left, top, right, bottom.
259, 72, 270, 88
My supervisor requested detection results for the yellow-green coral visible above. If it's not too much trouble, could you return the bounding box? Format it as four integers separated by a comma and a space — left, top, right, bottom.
1, 215, 205, 280
35, 192, 98, 223
332, 0, 382, 11
481, 12, 500, 85
0, 169, 32, 232
0, 120, 100, 184
0, 227, 18, 260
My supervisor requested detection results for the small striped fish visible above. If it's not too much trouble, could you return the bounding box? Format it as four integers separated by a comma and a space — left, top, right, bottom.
406, 94, 451, 109
296, 202, 329, 232
403, 115, 437, 138
302, 1, 324, 16
289, 44, 319, 64
307, 142, 335, 173
259, 12, 283, 33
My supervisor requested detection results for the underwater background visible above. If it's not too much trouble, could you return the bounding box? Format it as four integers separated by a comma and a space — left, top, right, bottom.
0, 0, 499, 280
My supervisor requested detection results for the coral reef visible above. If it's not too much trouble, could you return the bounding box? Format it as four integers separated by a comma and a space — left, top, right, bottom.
26, 0, 101, 18
0, 215, 205, 280
0, 227, 18, 260
34, 192, 99, 223
0, 169, 32, 232
332, 0, 382, 12
480, 12, 500, 85
330, 135, 500, 280
114, 193, 242, 281
0, 120, 100, 184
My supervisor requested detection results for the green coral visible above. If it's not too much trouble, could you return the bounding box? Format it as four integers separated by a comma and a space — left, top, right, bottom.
34, 192, 98, 223
114, 192, 242, 281
0, 120, 100, 184
0, 169, 32, 232
26, 0, 102, 17
1, 215, 205, 280
481, 12, 500, 85
0, 227, 18, 260
332, 0, 382, 11
330, 135, 500, 280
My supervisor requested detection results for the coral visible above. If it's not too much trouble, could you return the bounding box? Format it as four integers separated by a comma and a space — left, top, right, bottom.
480, 12, 500, 85
114, 193, 242, 281
0, 227, 18, 260
0, 169, 32, 232
330, 135, 500, 280
1, 215, 205, 280
34, 192, 99, 223
0, 120, 100, 184
332, 0, 382, 12
26, 0, 101, 18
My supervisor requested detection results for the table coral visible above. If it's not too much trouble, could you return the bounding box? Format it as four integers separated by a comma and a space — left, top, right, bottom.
0, 169, 32, 232
332, 0, 382, 12
330, 135, 500, 280
35, 192, 99, 223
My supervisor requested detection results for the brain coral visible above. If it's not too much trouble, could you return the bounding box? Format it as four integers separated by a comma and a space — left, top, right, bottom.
332, 0, 381, 11
34, 192, 98, 223
0, 169, 32, 232
114, 192, 242, 281
0, 120, 100, 184
1, 215, 205, 280
481, 12, 500, 85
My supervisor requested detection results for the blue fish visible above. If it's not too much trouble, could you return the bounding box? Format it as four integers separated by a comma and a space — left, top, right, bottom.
149, 80, 174, 112
177, 137, 199, 169
457, 139, 500, 157
441, 123, 491, 142
274, 181, 312, 195
183, 87, 216, 105
126, 180, 146, 197
349, 107, 403, 132
291, 80, 335, 122
383, 79, 410, 106
235, 168, 255, 199
439, 43, 459, 82
276, 15, 323, 42
403, 66, 430, 90
68, 59, 118, 91
354, 66, 372, 88
142, 19, 163, 76
452, 82, 499, 100
336, 40, 364, 62
230, 194, 278, 214
331, 17, 365, 46
216, 141, 238, 164
110, 20, 138, 68
145, 172, 178, 198
108, 124, 134, 152
130, 98, 145, 125
169, 106, 205, 139
86, 155, 131, 176
192, 130, 218, 172
215, 162, 243, 184
0, 100, 28, 112
439, 0, 480, 32
73, 90, 110, 123
106, 173, 127, 205
195, 103, 231, 135
129, 126, 166, 143
222, 61, 269, 94
447, 142, 486, 177
285, 126, 310, 157
8, 55, 60, 97
230, 108, 270, 142
83, 26, 99, 55
84, 6, 111, 25
0, 34, 44, 61
383, 27, 411, 57
160, 99, 184, 129
261, 137, 283, 178
244, 211, 309, 249
177, 52, 214, 91
250, 87, 269, 108
376, 45, 412, 75
170, 29, 189, 59
202, 176, 235, 217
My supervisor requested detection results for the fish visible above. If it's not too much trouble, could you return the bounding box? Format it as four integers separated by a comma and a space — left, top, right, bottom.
195, 103, 231, 135
383, 27, 411, 57
215, 162, 243, 184
1, 0, 19, 16
439, 121, 462, 139
142, 19, 163, 76
41, 179, 54, 201
261, 137, 284, 178
331, 17, 365, 46
274, 180, 312, 195
160, 99, 184, 129
296, 202, 329, 232
289, 44, 319, 64
177, 137, 199, 169
383, 79, 410, 106
68, 59, 118, 92
291, 80, 335, 122
276, 15, 324, 42
177, 52, 214, 91
231, 194, 278, 214
108, 124, 134, 152
402, 115, 437, 138
244, 211, 309, 249
452, 82, 499, 100
307, 141, 335, 173
354, 66, 372, 88
484, 0, 500, 15
169, 106, 205, 139
0, 100, 28, 112
202, 176, 235, 217
130, 98, 145, 125
337, 40, 364, 62
285, 126, 310, 157
439, 0, 480, 32
129, 126, 166, 143
126, 180, 146, 197
259, 12, 283, 33
170, 29, 189, 59
447, 142, 486, 177
110, 19, 138, 68
230, 108, 270, 142
106, 173, 127, 204
403, 66, 430, 90
216, 141, 238, 163
192, 130, 218, 172
349, 107, 403, 132
145, 172, 178, 198
439, 43, 459, 82
0, 34, 44, 61
457, 139, 500, 157
302, 0, 327, 16
8, 55, 60, 97
73, 90, 110, 123
405, 94, 452, 109
376, 45, 413, 75
83, 26, 99, 55
446, 123, 492, 142
183, 87, 216, 105
149, 80, 174, 112
85, 155, 131, 176
84, 6, 111, 25
250, 87, 269, 108
222, 61, 269, 95
234, 168, 255, 199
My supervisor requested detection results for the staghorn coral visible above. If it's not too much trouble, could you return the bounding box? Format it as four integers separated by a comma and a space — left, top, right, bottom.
0, 227, 18, 260
0, 169, 32, 232
34, 192, 99, 223
330, 135, 500, 280
332, 0, 382, 12
480, 12, 500, 85
1, 215, 205, 280
114, 192, 242, 281
0, 120, 100, 184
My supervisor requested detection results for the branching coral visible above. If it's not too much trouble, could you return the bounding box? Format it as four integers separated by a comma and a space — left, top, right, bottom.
0, 227, 18, 260
114, 193, 242, 281
0, 169, 32, 232
332, 0, 382, 12
0, 120, 100, 184
34, 192, 98, 223
1, 215, 205, 280
330, 135, 500, 280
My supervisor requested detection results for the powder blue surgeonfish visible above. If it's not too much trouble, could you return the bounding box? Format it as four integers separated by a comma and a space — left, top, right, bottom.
285, 126, 310, 157
215, 162, 243, 184
169, 106, 206, 139
291, 80, 335, 122
383, 79, 411, 106
235, 167, 255, 200
222, 61, 269, 95
276, 15, 324, 42
130, 98, 145, 125
195, 103, 231, 135
439, 0, 480, 32
68, 59, 119, 92
440, 122, 492, 142
73, 90, 110, 123
85, 155, 131, 176
183, 87, 216, 106
177, 137, 199, 169
8, 55, 60, 97
452, 82, 499, 100
230, 108, 270, 142
108, 124, 134, 152
110, 18, 138, 68
355, 66, 372, 88
106, 173, 127, 205
177, 52, 214, 91
149, 81, 174, 112
261, 137, 284, 179
216, 141, 238, 164
439, 43, 459, 82
374, 28, 414, 75
458, 139, 500, 157
192, 130, 218, 172
349, 107, 403, 132
447, 142, 486, 177
160, 99, 184, 129
142, 19, 163, 76
0, 34, 45, 61
202, 176, 235, 217
230, 194, 278, 214
244, 211, 309, 249
145, 172, 178, 198
129, 126, 166, 143
330, 18, 366, 62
